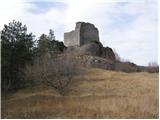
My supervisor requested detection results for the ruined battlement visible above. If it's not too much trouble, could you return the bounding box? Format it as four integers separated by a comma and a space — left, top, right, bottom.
64, 22, 99, 47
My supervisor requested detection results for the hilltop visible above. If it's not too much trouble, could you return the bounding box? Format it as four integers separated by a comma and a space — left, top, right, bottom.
1, 20, 158, 119
62, 22, 158, 73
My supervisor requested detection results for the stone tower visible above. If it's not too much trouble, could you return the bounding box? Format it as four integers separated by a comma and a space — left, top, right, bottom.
64, 22, 99, 47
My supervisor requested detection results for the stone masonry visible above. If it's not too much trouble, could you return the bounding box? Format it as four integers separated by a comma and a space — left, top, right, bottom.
64, 22, 99, 46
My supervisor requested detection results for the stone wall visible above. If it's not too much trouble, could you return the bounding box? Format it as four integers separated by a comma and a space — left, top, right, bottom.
64, 22, 99, 47
64, 30, 79, 46
80, 23, 99, 45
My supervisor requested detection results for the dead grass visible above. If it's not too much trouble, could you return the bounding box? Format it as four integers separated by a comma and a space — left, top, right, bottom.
1, 68, 159, 118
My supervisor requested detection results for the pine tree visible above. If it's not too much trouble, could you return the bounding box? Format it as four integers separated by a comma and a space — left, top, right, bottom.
1, 20, 35, 91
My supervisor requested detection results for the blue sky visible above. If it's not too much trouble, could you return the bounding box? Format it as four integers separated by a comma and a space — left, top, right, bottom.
0, 0, 158, 66
27, 1, 67, 14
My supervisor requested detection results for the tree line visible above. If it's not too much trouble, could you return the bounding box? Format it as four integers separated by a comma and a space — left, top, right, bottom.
1, 20, 66, 91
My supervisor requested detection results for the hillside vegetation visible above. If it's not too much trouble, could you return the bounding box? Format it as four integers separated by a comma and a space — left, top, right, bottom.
2, 68, 158, 119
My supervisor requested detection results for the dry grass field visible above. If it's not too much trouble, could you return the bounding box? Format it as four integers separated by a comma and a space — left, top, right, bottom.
1, 68, 159, 118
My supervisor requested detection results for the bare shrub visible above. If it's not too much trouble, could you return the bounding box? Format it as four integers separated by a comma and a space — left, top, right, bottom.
147, 61, 159, 73
24, 53, 82, 95
115, 61, 138, 73
148, 62, 158, 67
113, 49, 121, 62
113, 49, 140, 73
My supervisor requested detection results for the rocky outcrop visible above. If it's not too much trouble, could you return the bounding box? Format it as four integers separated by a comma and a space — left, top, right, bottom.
63, 22, 116, 71
70, 42, 102, 56
60, 53, 115, 70
66, 41, 115, 62
101, 47, 116, 62
85, 55, 115, 70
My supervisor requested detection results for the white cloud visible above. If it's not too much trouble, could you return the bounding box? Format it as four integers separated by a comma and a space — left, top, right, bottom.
102, 1, 158, 65
0, 0, 25, 28
0, 0, 158, 65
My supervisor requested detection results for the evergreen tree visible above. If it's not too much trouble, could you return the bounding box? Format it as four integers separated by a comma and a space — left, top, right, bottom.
48, 29, 55, 41
37, 34, 50, 53
1, 20, 35, 91
37, 29, 66, 55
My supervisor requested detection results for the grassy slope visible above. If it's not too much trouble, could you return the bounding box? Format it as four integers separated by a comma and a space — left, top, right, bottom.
1, 68, 159, 118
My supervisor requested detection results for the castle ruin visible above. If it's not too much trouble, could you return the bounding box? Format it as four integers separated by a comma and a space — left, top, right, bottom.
64, 22, 99, 47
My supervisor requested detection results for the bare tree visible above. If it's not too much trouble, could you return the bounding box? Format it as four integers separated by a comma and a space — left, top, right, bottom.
148, 61, 159, 67
113, 49, 121, 62
147, 61, 159, 73
24, 53, 83, 95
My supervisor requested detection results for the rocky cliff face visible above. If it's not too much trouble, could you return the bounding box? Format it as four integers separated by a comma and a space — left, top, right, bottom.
66, 41, 115, 62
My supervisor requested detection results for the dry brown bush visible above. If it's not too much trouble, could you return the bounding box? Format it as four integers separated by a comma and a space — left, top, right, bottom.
146, 66, 159, 73
147, 62, 159, 73
114, 61, 138, 73
24, 53, 83, 95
